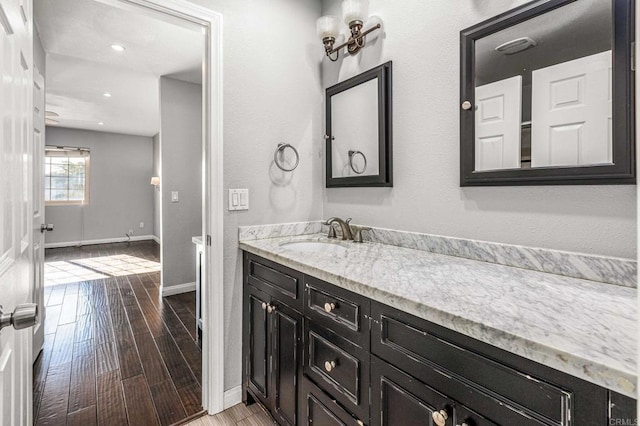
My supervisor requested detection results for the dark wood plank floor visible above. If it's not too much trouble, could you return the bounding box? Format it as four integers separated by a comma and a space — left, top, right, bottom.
34, 241, 202, 426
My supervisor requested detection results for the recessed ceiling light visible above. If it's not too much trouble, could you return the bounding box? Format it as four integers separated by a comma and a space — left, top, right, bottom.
110, 44, 126, 52
98, 122, 104, 126
103, 92, 112, 97
45, 111, 59, 117
45, 118, 60, 125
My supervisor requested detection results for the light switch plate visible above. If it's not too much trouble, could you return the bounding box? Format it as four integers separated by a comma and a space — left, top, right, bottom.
171, 191, 179, 203
228, 189, 249, 211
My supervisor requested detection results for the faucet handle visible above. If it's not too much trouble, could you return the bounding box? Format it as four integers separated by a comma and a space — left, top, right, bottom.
353, 227, 372, 243
345, 218, 352, 224
327, 225, 337, 239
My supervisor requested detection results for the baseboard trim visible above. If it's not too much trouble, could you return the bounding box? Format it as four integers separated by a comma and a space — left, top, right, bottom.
223, 386, 242, 409
152, 235, 160, 244
44, 235, 156, 249
162, 282, 196, 296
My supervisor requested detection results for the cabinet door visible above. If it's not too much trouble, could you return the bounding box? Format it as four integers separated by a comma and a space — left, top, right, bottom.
245, 285, 271, 406
301, 377, 363, 426
371, 356, 453, 426
270, 302, 302, 426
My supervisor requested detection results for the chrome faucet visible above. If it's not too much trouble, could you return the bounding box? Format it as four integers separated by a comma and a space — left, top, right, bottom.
324, 217, 353, 240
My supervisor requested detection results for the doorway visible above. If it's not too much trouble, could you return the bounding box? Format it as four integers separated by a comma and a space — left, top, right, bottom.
31, 0, 224, 423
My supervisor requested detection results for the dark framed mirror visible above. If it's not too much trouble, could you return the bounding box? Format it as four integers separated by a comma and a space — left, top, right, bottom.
326, 61, 392, 187
460, 0, 635, 186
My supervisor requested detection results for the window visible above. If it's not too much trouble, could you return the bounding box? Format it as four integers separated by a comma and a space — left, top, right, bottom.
44, 147, 90, 206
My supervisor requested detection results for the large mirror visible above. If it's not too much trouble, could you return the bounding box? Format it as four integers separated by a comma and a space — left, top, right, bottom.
460, 0, 635, 186
326, 61, 392, 187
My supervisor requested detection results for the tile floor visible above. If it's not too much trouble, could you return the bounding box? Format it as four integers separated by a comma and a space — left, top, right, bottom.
185, 403, 274, 426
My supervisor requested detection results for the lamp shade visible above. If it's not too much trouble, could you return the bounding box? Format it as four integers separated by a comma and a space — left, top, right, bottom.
150, 176, 160, 186
342, 0, 368, 25
316, 15, 340, 39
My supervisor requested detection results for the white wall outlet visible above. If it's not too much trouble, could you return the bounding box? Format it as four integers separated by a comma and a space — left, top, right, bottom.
139, 222, 144, 228
228, 189, 249, 211
128, 229, 134, 236
171, 191, 179, 203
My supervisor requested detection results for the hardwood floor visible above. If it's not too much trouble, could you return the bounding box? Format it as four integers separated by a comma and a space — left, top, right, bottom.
35, 241, 202, 426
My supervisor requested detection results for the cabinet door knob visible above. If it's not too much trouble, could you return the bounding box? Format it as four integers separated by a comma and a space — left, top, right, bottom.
432, 409, 448, 426
267, 304, 276, 314
456, 423, 469, 426
261, 302, 267, 311
324, 302, 336, 313
324, 360, 336, 372
461, 100, 472, 110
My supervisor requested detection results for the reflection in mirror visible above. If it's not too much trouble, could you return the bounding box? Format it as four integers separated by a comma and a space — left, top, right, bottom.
326, 61, 392, 187
474, 0, 612, 172
331, 78, 380, 178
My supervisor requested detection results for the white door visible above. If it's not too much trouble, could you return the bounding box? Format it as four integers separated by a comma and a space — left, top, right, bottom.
0, 0, 37, 425
531, 50, 612, 167
32, 67, 45, 361
475, 75, 522, 171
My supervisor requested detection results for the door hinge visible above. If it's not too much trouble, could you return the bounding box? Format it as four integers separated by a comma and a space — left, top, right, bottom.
632, 41, 636, 71
206, 234, 212, 246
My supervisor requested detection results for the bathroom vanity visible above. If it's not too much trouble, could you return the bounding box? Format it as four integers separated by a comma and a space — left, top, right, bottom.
240, 224, 637, 426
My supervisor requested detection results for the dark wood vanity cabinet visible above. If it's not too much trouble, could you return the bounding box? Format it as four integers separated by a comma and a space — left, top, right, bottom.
243, 252, 637, 425
243, 254, 304, 425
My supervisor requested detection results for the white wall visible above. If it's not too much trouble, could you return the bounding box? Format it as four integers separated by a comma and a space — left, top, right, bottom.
159, 77, 203, 288
44, 127, 154, 245
321, 0, 637, 259
186, 0, 324, 391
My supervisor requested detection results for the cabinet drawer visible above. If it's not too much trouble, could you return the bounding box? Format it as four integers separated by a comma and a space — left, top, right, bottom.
371, 302, 571, 425
245, 253, 303, 310
305, 276, 370, 348
304, 323, 369, 421
301, 377, 364, 426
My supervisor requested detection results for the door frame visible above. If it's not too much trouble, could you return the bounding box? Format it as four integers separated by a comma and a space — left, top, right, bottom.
110, 0, 225, 414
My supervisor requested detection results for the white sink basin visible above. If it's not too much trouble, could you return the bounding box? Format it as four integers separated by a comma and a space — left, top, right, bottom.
280, 240, 348, 255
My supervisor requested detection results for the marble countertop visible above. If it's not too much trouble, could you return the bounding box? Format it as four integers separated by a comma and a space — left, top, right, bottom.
239, 234, 637, 398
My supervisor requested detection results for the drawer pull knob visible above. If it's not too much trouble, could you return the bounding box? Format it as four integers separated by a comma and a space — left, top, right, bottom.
324, 302, 336, 313
267, 305, 277, 314
324, 360, 336, 372
456, 423, 469, 426
432, 409, 448, 426
261, 302, 267, 311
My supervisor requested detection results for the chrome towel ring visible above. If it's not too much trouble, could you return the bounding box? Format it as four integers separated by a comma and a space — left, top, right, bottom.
348, 150, 367, 174
274, 143, 299, 172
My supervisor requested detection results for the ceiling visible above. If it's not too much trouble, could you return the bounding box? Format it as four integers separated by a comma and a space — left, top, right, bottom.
34, 0, 204, 137
475, 0, 611, 86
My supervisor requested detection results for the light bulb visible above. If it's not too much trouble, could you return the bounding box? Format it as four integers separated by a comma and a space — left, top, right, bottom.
316, 15, 340, 40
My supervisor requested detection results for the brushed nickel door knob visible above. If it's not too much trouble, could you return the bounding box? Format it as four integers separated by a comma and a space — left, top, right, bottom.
324, 302, 336, 313
0, 303, 38, 331
432, 409, 448, 426
261, 302, 267, 311
461, 100, 472, 110
267, 305, 276, 314
324, 360, 336, 372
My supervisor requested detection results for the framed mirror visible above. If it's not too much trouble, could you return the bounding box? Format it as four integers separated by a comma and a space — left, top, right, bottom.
326, 61, 392, 187
460, 0, 635, 186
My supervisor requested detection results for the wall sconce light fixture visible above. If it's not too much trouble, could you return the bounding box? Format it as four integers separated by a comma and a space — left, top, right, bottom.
317, 0, 382, 62
150, 176, 160, 191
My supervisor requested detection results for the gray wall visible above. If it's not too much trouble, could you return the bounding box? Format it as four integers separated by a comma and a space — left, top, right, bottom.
159, 77, 202, 288
321, 0, 636, 259
187, 0, 324, 391
44, 127, 154, 245
152, 133, 161, 240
